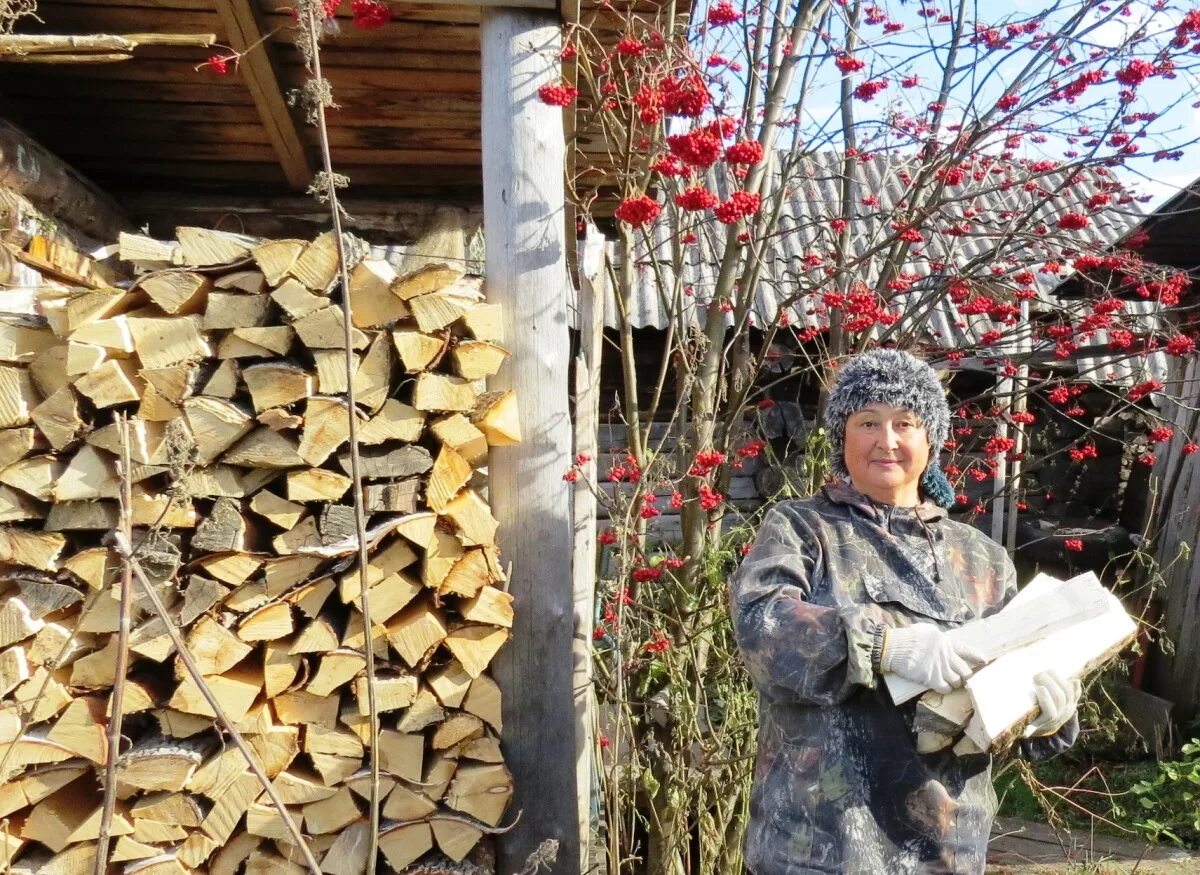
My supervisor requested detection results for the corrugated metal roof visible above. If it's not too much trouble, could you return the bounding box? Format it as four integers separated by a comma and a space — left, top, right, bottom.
575, 152, 1173, 384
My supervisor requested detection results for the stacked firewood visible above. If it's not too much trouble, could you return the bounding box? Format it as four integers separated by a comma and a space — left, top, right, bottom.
0, 225, 518, 873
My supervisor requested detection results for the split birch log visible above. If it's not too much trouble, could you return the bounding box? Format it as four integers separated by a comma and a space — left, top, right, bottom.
961, 573, 1137, 752
884, 572, 1114, 705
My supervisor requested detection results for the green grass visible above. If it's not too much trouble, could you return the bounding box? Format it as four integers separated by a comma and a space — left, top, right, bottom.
995, 758, 1168, 843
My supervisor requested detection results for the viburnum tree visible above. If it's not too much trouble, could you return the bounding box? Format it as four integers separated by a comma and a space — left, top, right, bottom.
554, 0, 1200, 871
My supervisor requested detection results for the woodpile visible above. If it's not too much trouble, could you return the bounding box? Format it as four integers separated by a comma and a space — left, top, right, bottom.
0, 225, 518, 873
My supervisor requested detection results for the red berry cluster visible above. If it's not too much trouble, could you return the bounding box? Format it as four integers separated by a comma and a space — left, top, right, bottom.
707, 1, 742, 25
714, 191, 762, 224
1167, 334, 1196, 356
538, 84, 579, 107
674, 186, 719, 211
725, 140, 765, 164
615, 194, 662, 228
1068, 443, 1098, 462
350, 0, 391, 28
853, 79, 889, 101
1127, 379, 1164, 402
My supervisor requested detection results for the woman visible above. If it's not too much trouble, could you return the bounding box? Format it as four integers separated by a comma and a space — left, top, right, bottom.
730, 349, 1080, 875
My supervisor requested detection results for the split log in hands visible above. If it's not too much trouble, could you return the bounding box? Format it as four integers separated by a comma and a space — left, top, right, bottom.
894, 572, 1138, 755
0, 226, 520, 871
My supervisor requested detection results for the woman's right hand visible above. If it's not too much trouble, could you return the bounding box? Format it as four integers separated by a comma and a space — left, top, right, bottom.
880, 623, 987, 693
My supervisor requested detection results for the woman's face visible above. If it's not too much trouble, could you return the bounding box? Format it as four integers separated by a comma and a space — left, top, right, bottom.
843, 403, 931, 506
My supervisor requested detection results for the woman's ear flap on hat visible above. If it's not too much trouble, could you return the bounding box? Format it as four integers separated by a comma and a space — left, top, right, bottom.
921, 463, 956, 508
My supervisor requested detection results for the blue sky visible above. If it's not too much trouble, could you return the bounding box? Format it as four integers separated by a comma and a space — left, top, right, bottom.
703, 0, 1200, 211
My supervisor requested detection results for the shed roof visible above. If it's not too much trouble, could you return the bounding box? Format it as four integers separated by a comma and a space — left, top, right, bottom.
587, 152, 1171, 384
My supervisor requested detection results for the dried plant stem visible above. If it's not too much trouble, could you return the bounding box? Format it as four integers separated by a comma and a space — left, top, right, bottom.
300, 9, 382, 872
93, 414, 134, 875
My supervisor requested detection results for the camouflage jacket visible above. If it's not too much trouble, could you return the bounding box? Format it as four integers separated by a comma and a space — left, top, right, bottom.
730, 482, 1077, 875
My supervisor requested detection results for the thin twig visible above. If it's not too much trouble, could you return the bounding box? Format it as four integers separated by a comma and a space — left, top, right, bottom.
109, 531, 322, 875
94, 414, 135, 875
300, 9, 382, 872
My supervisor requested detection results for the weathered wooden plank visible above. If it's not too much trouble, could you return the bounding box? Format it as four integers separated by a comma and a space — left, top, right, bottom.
270, 45, 482, 72
120, 193, 480, 244
11, 9, 480, 52
481, 9, 577, 872
57, 158, 291, 187
6, 100, 479, 136
571, 229, 605, 868
11, 4, 221, 29
1149, 353, 1200, 721
260, 5, 482, 31
0, 77, 254, 105
39, 0, 481, 22
214, 0, 313, 189
51, 158, 480, 190
40, 138, 480, 165
25, 118, 481, 152
42, 0, 216, 8
18, 56, 483, 94
276, 63, 481, 95
1, 76, 482, 118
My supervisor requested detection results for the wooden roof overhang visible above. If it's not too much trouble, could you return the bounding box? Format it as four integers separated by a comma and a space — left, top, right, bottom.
0, 0, 691, 233
0, 0, 544, 212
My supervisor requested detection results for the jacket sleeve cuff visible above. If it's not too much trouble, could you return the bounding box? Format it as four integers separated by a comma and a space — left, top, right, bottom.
870, 623, 888, 674
846, 621, 881, 690
1019, 711, 1079, 761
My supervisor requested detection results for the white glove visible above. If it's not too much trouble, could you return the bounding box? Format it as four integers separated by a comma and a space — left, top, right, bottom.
880, 623, 986, 694
1027, 669, 1081, 736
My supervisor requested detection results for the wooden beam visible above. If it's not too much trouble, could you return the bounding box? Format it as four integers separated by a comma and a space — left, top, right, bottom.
0, 117, 130, 241
1149, 353, 1200, 724
481, 9, 579, 872
213, 0, 312, 190
0, 33, 217, 55
0, 53, 134, 64
571, 226, 606, 869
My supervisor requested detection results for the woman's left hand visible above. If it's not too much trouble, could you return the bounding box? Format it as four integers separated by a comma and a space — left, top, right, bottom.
1027, 669, 1081, 736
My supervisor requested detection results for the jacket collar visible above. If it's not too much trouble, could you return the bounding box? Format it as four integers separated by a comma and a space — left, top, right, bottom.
821, 480, 947, 523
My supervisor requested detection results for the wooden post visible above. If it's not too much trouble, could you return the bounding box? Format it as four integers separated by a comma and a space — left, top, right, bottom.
1004, 298, 1032, 555
572, 227, 606, 869
0, 117, 129, 240
1150, 353, 1200, 723
990, 366, 1009, 545
481, 9, 580, 872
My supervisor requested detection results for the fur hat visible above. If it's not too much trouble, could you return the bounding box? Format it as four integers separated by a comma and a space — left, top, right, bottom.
823, 349, 955, 507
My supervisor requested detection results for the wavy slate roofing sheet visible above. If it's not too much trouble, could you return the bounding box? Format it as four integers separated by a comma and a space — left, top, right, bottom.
583, 152, 1167, 384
